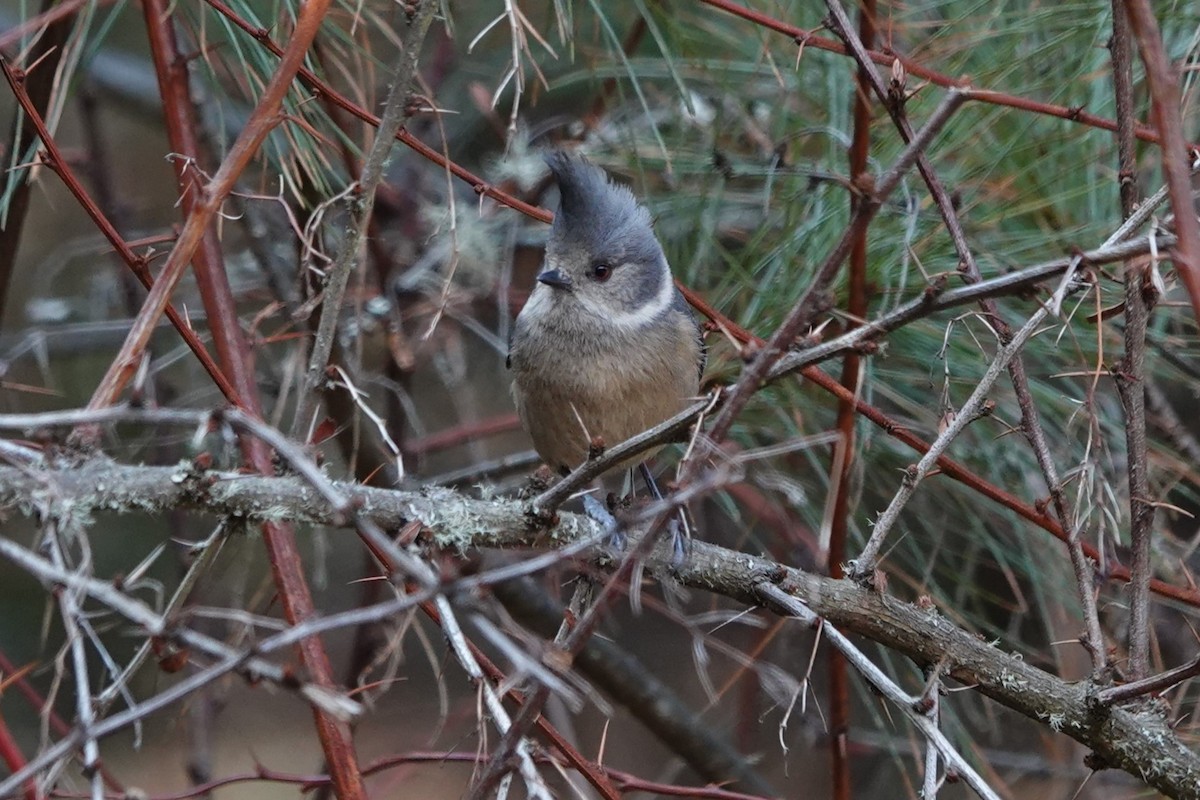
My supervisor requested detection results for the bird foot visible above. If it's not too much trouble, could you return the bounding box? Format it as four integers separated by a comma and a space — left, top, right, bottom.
667, 514, 690, 565
581, 494, 626, 551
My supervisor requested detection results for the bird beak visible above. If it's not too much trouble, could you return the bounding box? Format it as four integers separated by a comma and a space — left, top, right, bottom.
537, 268, 573, 291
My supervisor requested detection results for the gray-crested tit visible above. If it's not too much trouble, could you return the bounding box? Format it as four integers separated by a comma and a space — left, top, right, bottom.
507, 151, 705, 482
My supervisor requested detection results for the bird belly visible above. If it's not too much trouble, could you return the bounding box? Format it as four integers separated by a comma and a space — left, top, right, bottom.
513, 346, 697, 474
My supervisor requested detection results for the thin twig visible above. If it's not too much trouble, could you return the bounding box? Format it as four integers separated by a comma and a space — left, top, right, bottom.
1112, 0, 1155, 681
822, 0, 1109, 671
1093, 653, 1200, 706
289, 1, 437, 447
701, 88, 971, 455
756, 584, 1000, 800
532, 395, 715, 514
1122, 0, 1200, 324
44, 518, 103, 800
3, 458, 1198, 794
849, 303, 1052, 577
824, 1, 875, 794
699, 0, 1166, 146
0, 57, 239, 405
83, 0, 336, 411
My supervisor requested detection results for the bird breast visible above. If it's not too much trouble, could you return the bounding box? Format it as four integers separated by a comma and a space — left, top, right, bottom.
510, 294, 701, 473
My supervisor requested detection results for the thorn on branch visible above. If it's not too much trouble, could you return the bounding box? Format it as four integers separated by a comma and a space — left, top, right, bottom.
587, 436, 607, 462
973, 399, 997, 421
887, 62, 907, 112
852, 170, 877, 199
279, 664, 303, 690
151, 636, 189, 674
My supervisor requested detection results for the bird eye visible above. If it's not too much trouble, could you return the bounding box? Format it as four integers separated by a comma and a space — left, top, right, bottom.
591, 262, 612, 282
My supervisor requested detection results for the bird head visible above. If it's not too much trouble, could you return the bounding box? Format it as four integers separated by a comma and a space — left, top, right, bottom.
537, 151, 673, 324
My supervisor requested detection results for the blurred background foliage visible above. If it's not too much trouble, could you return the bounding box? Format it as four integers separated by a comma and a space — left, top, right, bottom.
3, 0, 1200, 797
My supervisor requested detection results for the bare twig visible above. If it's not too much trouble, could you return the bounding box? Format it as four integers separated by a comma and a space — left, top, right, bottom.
1112, 0, 1156, 681
698, 0, 1165, 146
0, 57, 239, 405
1122, 0, 1200, 324
702, 88, 972, 454
0, 533, 372, 798
289, 1, 437, 446
201, 0, 554, 224
1093, 653, 1200, 707
45, 750, 775, 800
757, 584, 1001, 800
2, 459, 1199, 796
824, 1, 876, 794
532, 395, 715, 514
43, 518, 103, 800
84, 0, 336, 411
822, 0, 1109, 672
492, 576, 777, 796
849, 303, 1052, 577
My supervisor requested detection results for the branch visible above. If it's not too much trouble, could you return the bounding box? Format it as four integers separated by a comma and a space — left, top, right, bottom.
289, 1, 437, 444
698, 0, 1165, 146
0, 459, 1198, 797
0, 57, 239, 405
756, 584, 999, 800
84, 0, 336, 410
849, 303, 1050, 577
1122, 0, 1200, 324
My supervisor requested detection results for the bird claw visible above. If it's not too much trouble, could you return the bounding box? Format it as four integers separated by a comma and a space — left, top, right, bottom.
581, 494, 689, 561
581, 494, 626, 551
667, 515, 690, 565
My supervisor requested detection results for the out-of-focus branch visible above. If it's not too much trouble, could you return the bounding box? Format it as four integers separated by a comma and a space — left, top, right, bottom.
493, 576, 778, 796
1122, 0, 1200, 325
0, 9, 72, 324
825, 0, 875, 793
700, 88, 971, 454
201, 0, 554, 224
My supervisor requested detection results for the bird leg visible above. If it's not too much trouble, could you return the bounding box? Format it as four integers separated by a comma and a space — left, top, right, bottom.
638, 463, 690, 563
581, 492, 625, 551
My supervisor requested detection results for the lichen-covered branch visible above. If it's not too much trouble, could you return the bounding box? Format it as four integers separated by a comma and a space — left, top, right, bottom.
0, 458, 1197, 798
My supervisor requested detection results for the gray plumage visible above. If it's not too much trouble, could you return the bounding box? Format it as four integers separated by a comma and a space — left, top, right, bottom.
508, 152, 705, 474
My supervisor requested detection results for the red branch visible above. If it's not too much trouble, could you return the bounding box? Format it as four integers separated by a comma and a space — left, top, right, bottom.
139, 3, 364, 797
698, 0, 1166, 146
0, 713, 37, 800
85, 0, 339, 411
0, 58, 240, 406
1121, 0, 1200, 322
48, 750, 771, 800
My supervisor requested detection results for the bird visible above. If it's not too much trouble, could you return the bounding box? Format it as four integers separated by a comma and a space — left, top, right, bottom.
507, 150, 705, 539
